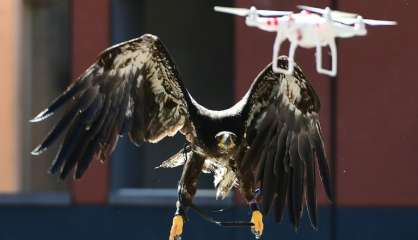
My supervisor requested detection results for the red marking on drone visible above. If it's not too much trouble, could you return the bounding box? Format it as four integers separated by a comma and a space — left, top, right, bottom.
267, 19, 272, 26
297, 29, 303, 41
273, 18, 279, 26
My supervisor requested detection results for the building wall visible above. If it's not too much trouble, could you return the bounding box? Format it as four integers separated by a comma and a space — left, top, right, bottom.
336, 0, 418, 207
0, 0, 417, 239
70, 0, 110, 203
0, 0, 21, 192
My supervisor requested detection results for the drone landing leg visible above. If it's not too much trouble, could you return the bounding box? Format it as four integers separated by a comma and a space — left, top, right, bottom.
273, 40, 296, 75
287, 42, 297, 74
272, 33, 289, 74
329, 40, 337, 76
315, 41, 337, 76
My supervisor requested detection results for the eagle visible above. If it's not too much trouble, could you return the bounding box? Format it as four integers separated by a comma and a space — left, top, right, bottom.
31, 34, 333, 240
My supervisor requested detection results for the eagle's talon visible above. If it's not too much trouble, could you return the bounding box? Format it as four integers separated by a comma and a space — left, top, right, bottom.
250, 210, 264, 238
169, 215, 184, 240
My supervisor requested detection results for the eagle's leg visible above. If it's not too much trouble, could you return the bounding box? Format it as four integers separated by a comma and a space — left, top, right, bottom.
239, 169, 264, 239
169, 152, 204, 240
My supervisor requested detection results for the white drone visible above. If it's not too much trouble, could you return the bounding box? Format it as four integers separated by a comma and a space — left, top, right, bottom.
215, 5, 397, 76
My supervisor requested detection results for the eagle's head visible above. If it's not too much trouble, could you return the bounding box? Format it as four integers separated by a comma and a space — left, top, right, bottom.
215, 131, 237, 153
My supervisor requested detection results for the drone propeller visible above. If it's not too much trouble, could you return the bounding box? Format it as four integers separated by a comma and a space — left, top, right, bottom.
297, 5, 397, 26
214, 6, 292, 17
297, 5, 358, 18
333, 16, 397, 26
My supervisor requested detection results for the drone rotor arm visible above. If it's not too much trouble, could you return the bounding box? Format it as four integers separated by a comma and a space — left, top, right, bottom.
257, 10, 292, 17
297, 5, 357, 18
214, 6, 291, 18
213, 6, 249, 16
332, 15, 397, 26
362, 19, 397, 26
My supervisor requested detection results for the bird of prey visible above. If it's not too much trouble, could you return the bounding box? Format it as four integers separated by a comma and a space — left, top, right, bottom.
31, 34, 333, 240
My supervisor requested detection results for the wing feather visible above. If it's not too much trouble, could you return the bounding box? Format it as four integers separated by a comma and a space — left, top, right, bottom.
30, 74, 93, 123
261, 125, 279, 215
240, 105, 277, 172
290, 133, 304, 231
32, 34, 194, 179
274, 152, 289, 223
273, 124, 288, 175
255, 114, 279, 182
31, 86, 99, 155
287, 168, 296, 228
59, 94, 106, 179
303, 144, 318, 229
310, 123, 333, 201
241, 56, 332, 230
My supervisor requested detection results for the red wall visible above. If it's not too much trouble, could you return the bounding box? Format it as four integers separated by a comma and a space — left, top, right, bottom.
235, 0, 418, 207
337, 0, 418, 206
71, 0, 110, 204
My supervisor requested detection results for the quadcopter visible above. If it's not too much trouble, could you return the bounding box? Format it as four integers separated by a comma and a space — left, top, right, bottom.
215, 5, 397, 76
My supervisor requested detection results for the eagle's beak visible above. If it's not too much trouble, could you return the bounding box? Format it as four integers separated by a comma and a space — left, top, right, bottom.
215, 131, 237, 152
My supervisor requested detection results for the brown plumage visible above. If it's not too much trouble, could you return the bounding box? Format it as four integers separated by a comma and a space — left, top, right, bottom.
31, 34, 332, 232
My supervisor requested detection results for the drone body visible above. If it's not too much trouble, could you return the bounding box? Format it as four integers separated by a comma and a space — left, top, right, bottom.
215, 5, 396, 76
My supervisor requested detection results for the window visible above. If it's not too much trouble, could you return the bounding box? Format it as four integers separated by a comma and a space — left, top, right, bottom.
110, 0, 234, 196
22, 0, 70, 192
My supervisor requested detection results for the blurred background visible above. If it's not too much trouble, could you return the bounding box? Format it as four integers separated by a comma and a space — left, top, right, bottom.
0, 0, 417, 239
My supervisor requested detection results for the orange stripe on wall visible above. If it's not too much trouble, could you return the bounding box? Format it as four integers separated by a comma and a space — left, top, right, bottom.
0, 0, 21, 192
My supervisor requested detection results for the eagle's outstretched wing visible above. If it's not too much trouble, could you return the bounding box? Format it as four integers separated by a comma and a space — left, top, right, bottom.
31, 34, 192, 179
240, 57, 333, 230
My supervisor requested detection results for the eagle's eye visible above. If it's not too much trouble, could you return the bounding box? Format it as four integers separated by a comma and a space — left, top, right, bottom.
215, 131, 237, 151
